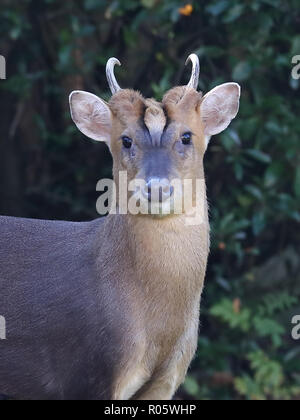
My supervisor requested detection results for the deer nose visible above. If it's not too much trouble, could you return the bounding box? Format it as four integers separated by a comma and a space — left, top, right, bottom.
144, 178, 174, 203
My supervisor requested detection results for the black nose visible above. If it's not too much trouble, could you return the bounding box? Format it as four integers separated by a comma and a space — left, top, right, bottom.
144, 178, 174, 203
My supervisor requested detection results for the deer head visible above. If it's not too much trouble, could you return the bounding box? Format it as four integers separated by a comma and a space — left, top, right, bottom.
69, 54, 240, 217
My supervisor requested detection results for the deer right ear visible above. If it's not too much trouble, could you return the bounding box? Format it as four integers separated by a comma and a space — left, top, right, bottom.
69, 91, 112, 143
200, 83, 241, 146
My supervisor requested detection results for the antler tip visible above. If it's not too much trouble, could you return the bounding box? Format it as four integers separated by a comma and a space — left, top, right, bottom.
106, 57, 122, 94
185, 53, 200, 90
185, 53, 198, 67
107, 57, 121, 67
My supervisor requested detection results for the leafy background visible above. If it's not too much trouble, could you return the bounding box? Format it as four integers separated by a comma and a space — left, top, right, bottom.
0, 0, 300, 400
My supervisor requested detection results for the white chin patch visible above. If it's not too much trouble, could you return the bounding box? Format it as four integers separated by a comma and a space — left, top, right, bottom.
129, 191, 183, 217
139, 197, 174, 217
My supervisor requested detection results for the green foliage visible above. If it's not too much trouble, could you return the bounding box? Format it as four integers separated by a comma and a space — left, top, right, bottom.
0, 0, 300, 400
210, 291, 298, 348
210, 299, 251, 332
235, 350, 300, 400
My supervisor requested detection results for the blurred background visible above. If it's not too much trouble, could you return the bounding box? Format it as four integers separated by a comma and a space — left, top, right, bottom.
0, 0, 300, 400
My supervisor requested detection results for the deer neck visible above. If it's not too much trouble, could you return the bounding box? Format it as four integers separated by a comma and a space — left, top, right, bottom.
102, 211, 209, 297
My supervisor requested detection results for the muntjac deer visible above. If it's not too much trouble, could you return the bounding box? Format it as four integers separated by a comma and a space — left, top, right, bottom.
0, 54, 240, 400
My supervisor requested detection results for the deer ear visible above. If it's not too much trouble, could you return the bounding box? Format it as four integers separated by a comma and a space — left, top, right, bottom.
69, 91, 112, 142
200, 83, 241, 139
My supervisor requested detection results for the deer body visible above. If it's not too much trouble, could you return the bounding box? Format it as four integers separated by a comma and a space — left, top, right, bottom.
0, 55, 240, 400
0, 212, 208, 400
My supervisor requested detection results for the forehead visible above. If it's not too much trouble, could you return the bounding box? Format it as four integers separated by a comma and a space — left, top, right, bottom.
109, 89, 200, 147
132, 103, 182, 148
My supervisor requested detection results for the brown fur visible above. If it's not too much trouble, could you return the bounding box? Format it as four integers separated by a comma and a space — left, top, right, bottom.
112, 215, 209, 399
109, 89, 145, 125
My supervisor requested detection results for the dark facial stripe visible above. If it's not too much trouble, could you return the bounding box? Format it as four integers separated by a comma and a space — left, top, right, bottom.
139, 108, 152, 145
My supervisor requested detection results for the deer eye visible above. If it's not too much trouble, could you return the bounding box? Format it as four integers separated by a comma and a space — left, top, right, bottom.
122, 136, 133, 149
181, 132, 192, 145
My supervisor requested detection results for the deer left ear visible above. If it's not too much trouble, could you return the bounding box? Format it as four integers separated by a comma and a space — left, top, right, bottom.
69, 91, 112, 143
200, 83, 241, 142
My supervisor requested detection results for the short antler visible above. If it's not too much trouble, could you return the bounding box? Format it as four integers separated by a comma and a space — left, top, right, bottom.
106, 57, 122, 95
185, 54, 200, 90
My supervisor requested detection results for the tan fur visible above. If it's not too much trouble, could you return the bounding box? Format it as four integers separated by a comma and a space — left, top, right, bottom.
109, 89, 145, 125
100, 212, 209, 400
144, 99, 166, 146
